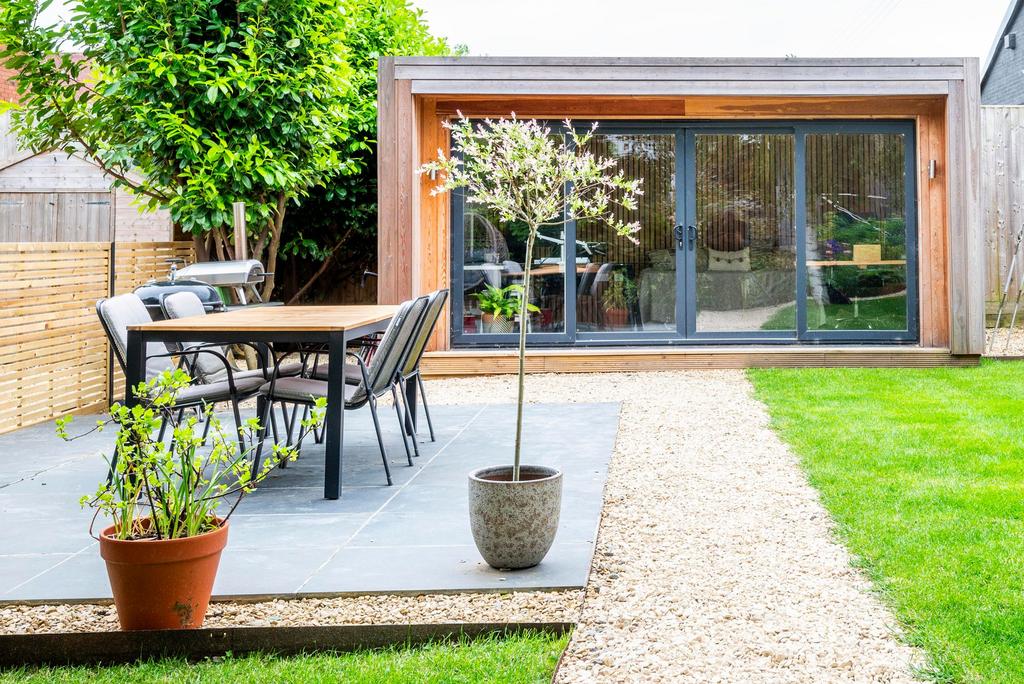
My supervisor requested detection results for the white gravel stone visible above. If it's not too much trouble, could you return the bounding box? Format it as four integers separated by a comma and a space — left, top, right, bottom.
985, 327, 1024, 356
0, 590, 582, 634
425, 371, 924, 683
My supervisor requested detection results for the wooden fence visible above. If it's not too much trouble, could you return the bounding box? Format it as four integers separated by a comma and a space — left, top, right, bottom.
0, 241, 194, 434
982, 106, 1024, 309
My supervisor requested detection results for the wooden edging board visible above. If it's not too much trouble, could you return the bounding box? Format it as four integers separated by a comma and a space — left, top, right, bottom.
0, 622, 574, 668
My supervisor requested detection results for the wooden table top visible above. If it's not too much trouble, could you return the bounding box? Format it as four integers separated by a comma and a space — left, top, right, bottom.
128, 305, 399, 333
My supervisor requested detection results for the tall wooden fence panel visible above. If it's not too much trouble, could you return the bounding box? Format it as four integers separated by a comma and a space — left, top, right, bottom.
982, 106, 1024, 309
0, 241, 195, 434
0, 243, 111, 433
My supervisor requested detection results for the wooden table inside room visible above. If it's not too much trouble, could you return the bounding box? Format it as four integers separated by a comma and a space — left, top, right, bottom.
125, 305, 400, 500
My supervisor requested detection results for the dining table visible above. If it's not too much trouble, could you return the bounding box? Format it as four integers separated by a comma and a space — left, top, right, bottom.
125, 304, 401, 499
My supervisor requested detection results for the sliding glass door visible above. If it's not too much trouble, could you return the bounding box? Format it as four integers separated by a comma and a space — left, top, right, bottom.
449, 121, 917, 347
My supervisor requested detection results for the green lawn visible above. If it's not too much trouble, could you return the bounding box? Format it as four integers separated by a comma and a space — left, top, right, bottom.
762, 295, 907, 331
1, 632, 568, 684
749, 361, 1024, 683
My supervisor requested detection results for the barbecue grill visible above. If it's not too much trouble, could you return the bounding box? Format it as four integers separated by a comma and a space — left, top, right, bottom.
133, 258, 273, 320
175, 259, 271, 305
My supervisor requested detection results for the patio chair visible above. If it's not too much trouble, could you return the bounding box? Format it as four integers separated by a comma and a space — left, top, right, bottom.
253, 295, 430, 485
96, 292, 266, 454
393, 289, 449, 454
159, 291, 303, 443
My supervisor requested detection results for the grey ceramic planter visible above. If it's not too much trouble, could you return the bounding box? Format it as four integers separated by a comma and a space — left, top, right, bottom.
468, 464, 562, 570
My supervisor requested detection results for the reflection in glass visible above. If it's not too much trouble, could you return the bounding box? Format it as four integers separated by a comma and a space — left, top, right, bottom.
576, 133, 676, 333
694, 133, 797, 333
803, 133, 908, 331
460, 204, 565, 335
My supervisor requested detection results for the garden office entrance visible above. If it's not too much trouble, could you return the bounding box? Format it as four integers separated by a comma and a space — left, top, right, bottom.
450, 122, 917, 347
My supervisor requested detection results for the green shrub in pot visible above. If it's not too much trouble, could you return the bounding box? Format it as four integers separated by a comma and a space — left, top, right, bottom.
419, 115, 644, 569
57, 370, 324, 629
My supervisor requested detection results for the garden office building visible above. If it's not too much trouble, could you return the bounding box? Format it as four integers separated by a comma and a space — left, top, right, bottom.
375, 57, 983, 373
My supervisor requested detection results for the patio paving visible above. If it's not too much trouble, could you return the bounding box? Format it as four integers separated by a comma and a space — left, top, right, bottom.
0, 401, 618, 603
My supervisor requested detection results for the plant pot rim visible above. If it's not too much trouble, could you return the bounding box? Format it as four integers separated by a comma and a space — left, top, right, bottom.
469, 464, 562, 485
99, 518, 228, 546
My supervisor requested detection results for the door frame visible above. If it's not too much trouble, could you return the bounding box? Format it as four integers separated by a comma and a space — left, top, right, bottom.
448, 119, 919, 348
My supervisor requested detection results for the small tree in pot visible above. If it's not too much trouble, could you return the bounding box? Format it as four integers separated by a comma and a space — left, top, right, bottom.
420, 115, 642, 569
58, 370, 323, 630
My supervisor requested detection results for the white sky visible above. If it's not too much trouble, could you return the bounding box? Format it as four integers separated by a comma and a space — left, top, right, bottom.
415, 0, 1009, 65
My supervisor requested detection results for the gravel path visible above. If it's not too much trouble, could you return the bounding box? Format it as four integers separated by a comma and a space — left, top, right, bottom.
1, 590, 582, 634
427, 372, 922, 683
985, 327, 1024, 356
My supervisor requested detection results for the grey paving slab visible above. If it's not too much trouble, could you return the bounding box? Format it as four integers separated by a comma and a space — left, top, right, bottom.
0, 401, 619, 601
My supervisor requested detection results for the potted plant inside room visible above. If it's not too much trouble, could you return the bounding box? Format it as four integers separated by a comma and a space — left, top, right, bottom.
473, 283, 537, 333
420, 114, 643, 569
601, 270, 637, 329
57, 370, 323, 630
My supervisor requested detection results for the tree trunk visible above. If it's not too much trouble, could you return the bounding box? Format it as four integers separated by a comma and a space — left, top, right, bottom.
512, 226, 537, 482
286, 228, 353, 305
260, 193, 287, 300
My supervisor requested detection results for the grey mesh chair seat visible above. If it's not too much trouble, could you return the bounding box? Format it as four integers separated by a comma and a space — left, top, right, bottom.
203, 360, 303, 384
259, 376, 361, 403
167, 375, 266, 404
308, 363, 363, 384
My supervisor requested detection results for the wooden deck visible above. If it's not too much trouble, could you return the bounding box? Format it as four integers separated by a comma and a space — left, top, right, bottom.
420, 346, 977, 377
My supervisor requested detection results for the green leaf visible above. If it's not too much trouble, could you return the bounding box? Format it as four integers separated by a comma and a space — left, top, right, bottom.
285, 38, 301, 49
206, 85, 219, 103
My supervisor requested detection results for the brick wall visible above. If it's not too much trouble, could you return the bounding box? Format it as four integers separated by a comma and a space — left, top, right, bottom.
983, 6, 1024, 105
0, 63, 17, 103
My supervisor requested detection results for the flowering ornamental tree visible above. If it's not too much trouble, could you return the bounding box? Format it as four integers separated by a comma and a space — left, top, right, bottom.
420, 115, 643, 480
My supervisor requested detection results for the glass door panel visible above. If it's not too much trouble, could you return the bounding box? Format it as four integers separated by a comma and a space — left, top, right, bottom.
691, 132, 797, 334
459, 202, 566, 338
804, 132, 910, 333
575, 132, 678, 334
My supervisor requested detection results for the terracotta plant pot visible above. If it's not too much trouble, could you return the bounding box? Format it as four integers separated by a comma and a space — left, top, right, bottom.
99, 519, 228, 630
603, 307, 629, 328
468, 465, 562, 569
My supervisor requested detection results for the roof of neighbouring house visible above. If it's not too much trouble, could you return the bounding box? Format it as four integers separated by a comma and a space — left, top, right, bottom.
982, 0, 1024, 89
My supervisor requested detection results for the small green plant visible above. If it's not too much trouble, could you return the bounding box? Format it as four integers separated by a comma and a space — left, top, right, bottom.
601, 271, 637, 311
57, 370, 324, 541
472, 284, 538, 320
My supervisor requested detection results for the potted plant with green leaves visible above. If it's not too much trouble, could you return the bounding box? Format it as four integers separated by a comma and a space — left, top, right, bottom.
57, 370, 323, 630
420, 115, 642, 569
601, 270, 637, 328
474, 283, 539, 333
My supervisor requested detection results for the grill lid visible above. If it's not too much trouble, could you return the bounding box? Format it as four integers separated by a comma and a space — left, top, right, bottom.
175, 259, 268, 286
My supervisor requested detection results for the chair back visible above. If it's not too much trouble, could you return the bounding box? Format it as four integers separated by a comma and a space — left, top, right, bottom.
96, 293, 174, 380
401, 289, 449, 377
159, 291, 225, 380
357, 296, 429, 400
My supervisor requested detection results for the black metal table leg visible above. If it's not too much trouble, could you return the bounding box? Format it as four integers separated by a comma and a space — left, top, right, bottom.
323, 330, 346, 499
125, 329, 146, 407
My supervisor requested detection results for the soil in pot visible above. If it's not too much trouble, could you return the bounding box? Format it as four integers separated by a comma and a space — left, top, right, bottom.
468, 465, 562, 570
99, 519, 228, 630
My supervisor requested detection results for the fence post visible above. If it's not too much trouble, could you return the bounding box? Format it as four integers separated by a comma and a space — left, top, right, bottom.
233, 202, 248, 261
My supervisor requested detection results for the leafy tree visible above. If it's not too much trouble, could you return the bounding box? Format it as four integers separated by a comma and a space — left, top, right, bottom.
0, 0, 356, 297
421, 117, 642, 480
279, 0, 458, 303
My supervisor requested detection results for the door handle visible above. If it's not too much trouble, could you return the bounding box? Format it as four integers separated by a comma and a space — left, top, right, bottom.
687, 225, 697, 249
673, 224, 685, 248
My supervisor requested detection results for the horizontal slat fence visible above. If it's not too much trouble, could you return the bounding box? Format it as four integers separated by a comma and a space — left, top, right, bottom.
0, 241, 195, 434
982, 106, 1024, 311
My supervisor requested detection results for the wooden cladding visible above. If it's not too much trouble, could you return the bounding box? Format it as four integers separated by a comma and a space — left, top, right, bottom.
0, 241, 195, 434
981, 106, 1024, 309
